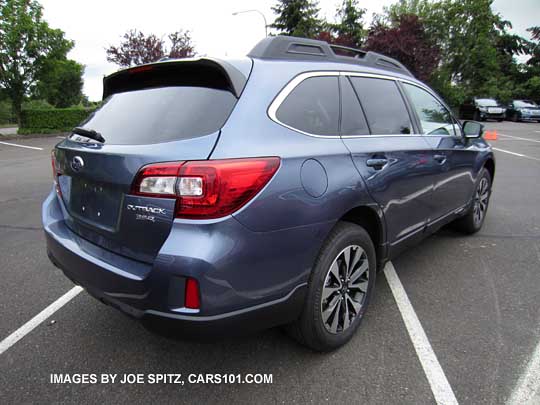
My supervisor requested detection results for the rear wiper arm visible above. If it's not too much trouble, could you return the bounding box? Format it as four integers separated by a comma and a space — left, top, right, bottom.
72, 127, 105, 143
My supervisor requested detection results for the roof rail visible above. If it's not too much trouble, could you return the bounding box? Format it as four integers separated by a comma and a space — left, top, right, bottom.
247, 35, 413, 78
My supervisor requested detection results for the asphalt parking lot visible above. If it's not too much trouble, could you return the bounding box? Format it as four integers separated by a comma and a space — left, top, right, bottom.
1, 122, 540, 404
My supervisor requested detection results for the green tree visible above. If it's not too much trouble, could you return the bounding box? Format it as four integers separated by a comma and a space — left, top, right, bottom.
517, 27, 540, 102
0, 0, 74, 123
270, 0, 322, 38
526, 26, 540, 67
33, 59, 84, 108
333, 0, 366, 47
383, 0, 517, 105
517, 76, 540, 103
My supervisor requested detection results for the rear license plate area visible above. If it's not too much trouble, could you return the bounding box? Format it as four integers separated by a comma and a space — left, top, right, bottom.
70, 178, 121, 229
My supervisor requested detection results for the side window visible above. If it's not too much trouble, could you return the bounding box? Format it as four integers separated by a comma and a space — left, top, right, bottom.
340, 77, 370, 136
403, 83, 458, 136
276, 76, 339, 136
350, 77, 412, 135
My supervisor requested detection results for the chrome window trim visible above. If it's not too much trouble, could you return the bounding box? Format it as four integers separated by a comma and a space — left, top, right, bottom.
267, 70, 459, 139
267, 71, 340, 138
342, 134, 424, 138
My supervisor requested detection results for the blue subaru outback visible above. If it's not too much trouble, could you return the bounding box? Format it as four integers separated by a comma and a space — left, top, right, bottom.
43, 36, 494, 351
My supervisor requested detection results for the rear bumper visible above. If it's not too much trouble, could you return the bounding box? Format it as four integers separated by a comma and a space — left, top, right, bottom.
43, 190, 326, 337
46, 237, 306, 338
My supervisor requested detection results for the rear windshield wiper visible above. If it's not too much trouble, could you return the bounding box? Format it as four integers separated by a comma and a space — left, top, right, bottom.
72, 127, 105, 143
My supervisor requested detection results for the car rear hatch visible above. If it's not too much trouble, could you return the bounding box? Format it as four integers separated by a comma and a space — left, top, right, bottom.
53, 58, 252, 264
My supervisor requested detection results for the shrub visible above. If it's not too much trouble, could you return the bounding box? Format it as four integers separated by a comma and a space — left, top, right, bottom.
17, 128, 70, 135
0, 100, 13, 124
22, 99, 53, 110
19, 108, 96, 133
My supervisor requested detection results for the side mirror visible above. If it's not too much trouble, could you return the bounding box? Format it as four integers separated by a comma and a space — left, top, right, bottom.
462, 121, 484, 138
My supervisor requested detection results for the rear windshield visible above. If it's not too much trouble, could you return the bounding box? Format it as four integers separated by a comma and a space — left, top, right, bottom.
79, 86, 237, 145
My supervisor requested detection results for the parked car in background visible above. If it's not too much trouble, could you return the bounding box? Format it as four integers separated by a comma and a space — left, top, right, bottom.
459, 97, 506, 121
43, 36, 495, 352
506, 100, 540, 122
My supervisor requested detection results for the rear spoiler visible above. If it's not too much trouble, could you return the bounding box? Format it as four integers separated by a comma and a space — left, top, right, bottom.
102, 58, 249, 99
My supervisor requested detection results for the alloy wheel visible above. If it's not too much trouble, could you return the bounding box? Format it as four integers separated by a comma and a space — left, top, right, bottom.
473, 177, 490, 226
320, 245, 369, 334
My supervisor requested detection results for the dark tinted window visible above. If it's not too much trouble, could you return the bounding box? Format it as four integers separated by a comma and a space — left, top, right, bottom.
79, 86, 237, 145
276, 76, 339, 135
341, 77, 370, 135
403, 83, 458, 136
350, 77, 412, 135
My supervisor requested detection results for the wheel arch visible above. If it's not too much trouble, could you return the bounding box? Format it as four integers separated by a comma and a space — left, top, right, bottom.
340, 205, 387, 270
483, 157, 495, 181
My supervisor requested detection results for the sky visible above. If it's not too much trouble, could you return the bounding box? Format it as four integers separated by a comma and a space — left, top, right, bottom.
38, 0, 540, 101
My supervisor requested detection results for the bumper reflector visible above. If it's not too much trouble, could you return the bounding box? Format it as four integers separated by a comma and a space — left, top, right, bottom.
185, 278, 200, 309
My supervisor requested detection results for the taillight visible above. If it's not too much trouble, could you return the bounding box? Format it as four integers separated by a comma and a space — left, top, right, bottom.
131, 161, 183, 198
131, 157, 280, 219
51, 150, 62, 196
51, 150, 57, 180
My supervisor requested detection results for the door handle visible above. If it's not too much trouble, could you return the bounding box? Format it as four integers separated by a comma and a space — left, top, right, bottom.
434, 154, 447, 164
366, 158, 388, 170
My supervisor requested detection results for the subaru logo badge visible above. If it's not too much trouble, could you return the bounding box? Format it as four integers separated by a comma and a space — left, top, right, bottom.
71, 156, 84, 172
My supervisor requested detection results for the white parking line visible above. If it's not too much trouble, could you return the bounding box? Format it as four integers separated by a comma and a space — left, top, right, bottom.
0, 286, 82, 355
0, 141, 43, 151
384, 262, 459, 405
498, 133, 540, 144
493, 147, 540, 162
508, 338, 540, 404
493, 147, 526, 157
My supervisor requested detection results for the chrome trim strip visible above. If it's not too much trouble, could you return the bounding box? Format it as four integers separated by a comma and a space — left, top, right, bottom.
267, 70, 458, 139
267, 71, 340, 138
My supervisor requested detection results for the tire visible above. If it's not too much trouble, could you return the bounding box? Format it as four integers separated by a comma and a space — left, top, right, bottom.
497, 118, 503, 122
286, 222, 376, 352
473, 111, 480, 121
512, 113, 519, 122
453, 168, 492, 234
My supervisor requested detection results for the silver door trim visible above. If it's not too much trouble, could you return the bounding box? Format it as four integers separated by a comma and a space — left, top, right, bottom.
267, 70, 459, 139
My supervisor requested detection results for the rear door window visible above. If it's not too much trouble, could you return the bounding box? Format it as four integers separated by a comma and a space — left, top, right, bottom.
79, 86, 237, 145
276, 76, 339, 136
402, 83, 458, 136
350, 77, 412, 135
340, 77, 370, 136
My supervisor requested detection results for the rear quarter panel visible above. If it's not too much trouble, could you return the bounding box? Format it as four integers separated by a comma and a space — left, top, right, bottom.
210, 60, 379, 233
